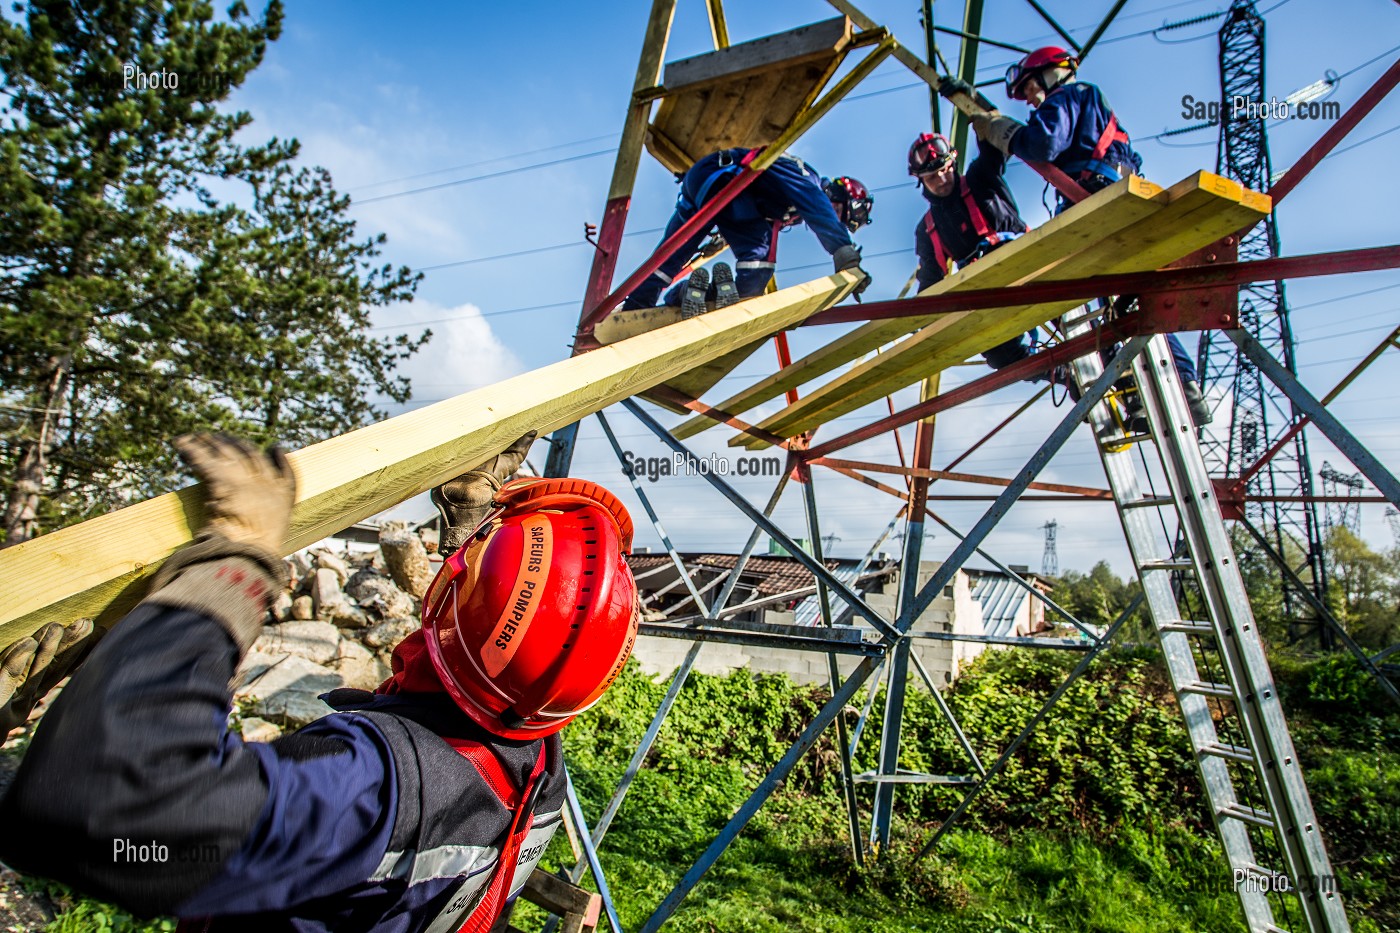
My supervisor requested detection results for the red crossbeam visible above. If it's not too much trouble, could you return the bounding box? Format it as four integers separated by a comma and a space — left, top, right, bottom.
1270, 55, 1400, 205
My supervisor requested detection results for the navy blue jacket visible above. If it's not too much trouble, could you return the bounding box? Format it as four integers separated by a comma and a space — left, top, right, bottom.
621, 148, 855, 309
915, 136, 1027, 291
1009, 81, 1142, 182
0, 601, 563, 931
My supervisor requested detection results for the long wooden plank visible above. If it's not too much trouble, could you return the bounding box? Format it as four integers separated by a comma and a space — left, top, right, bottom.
735, 172, 1269, 447
0, 274, 861, 650
671, 175, 1167, 440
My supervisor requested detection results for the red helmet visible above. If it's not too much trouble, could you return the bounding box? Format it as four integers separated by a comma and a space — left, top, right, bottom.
824, 176, 873, 231
908, 133, 957, 176
421, 477, 639, 740
1005, 46, 1078, 100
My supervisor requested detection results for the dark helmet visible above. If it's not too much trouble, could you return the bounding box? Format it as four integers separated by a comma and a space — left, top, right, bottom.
1004, 46, 1079, 100
824, 176, 873, 232
908, 133, 957, 176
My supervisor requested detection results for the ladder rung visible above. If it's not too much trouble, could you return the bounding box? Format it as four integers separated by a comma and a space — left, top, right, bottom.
1121, 495, 1175, 510
1160, 619, 1215, 635
1181, 679, 1235, 698
1139, 558, 1195, 571
1098, 431, 1152, 447
1201, 741, 1254, 763
1220, 802, 1276, 828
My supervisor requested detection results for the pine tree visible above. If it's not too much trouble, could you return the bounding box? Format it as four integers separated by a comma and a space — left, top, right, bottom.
0, 0, 425, 542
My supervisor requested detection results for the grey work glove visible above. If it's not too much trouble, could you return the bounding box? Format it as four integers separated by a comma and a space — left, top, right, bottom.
144, 434, 297, 655
971, 112, 1023, 156
937, 75, 975, 101
0, 619, 97, 741
832, 243, 871, 298
432, 431, 538, 557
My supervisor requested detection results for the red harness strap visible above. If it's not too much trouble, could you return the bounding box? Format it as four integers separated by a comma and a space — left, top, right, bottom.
923, 176, 1000, 275
451, 740, 549, 933
1088, 111, 1130, 172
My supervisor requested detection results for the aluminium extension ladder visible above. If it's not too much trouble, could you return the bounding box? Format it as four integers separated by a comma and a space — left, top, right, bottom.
1062, 311, 1350, 933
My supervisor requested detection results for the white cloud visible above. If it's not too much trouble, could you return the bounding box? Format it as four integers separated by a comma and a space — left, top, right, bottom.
375, 300, 524, 412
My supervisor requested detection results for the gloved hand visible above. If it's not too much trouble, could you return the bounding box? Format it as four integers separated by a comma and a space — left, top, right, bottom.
937, 75, 975, 101
971, 112, 1024, 156
832, 244, 871, 298
0, 619, 96, 741
433, 431, 538, 556
175, 434, 296, 558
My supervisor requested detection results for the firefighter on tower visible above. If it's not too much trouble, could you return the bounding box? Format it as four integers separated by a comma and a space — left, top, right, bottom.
907, 128, 1038, 373
962, 51, 1212, 426
620, 148, 874, 317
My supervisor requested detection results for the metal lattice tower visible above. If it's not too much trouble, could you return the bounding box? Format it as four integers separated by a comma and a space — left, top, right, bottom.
1041, 519, 1059, 577
1318, 461, 1365, 536
1386, 507, 1400, 548
1195, 0, 1330, 643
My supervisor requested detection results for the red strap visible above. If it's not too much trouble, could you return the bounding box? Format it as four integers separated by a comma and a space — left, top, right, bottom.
1090, 111, 1129, 164
957, 176, 996, 243
456, 743, 549, 933
923, 211, 951, 275
444, 738, 524, 809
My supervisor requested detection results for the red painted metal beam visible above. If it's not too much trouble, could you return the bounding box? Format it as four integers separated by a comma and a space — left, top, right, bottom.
801, 319, 1144, 460
802, 245, 1400, 328
576, 149, 764, 336
1270, 55, 1400, 206
642, 384, 793, 450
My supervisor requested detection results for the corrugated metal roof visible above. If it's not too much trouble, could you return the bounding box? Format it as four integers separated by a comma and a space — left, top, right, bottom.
970, 574, 1027, 637
792, 564, 865, 626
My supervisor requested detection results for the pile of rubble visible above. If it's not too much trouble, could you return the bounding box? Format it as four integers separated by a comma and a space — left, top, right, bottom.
235, 521, 437, 742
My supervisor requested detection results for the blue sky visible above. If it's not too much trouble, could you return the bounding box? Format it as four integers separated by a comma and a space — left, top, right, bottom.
230, 0, 1400, 576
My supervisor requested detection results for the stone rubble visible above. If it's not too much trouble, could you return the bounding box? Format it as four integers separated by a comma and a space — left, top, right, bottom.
234, 530, 435, 730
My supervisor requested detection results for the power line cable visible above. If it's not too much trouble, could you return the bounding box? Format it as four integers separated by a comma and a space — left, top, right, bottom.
352, 148, 617, 205
347, 134, 619, 192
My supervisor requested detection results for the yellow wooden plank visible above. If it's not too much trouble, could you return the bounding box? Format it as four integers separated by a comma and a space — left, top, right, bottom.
735, 172, 1268, 447
0, 274, 862, 650
672, 175, 1167, 440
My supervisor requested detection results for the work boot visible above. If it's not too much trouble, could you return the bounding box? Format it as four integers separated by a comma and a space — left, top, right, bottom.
711, 262, 738, 309
680, 267, 709, 319
1183, 380, 1212, 427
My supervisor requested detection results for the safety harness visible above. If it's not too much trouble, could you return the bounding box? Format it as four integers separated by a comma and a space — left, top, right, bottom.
428, 739, 549, 933
1055, 85, 1131, 184
922, 176, 1024, 275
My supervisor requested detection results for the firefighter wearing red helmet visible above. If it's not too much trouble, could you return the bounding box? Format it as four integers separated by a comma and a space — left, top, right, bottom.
620, 148, 873, 316
959, 55, 1210, 426
0, 431, 639, 932
905, 129, 1042, 374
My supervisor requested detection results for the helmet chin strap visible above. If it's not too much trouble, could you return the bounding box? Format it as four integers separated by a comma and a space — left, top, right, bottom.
1041, 66, 1075, 94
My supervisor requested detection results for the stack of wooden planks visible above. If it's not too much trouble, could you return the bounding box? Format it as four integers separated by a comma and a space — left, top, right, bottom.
666, 171, 1270, 449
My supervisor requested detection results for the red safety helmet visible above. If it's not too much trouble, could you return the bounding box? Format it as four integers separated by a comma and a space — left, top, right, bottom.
824, 176, 874, 232
1004, 46, 1079, 101
908, 133, 957, 176
421, 477, 640, 740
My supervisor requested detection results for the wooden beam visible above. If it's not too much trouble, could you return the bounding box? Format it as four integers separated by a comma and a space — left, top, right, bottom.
672, 175, 1167, 440
0, 274, 862, 650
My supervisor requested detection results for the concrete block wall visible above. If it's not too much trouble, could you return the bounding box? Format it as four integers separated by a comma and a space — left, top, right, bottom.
630, 561, 990, 689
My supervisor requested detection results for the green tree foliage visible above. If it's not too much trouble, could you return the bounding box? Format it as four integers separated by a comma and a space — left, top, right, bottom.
1324, 527, 1400, 648
0, 0, 424, 542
